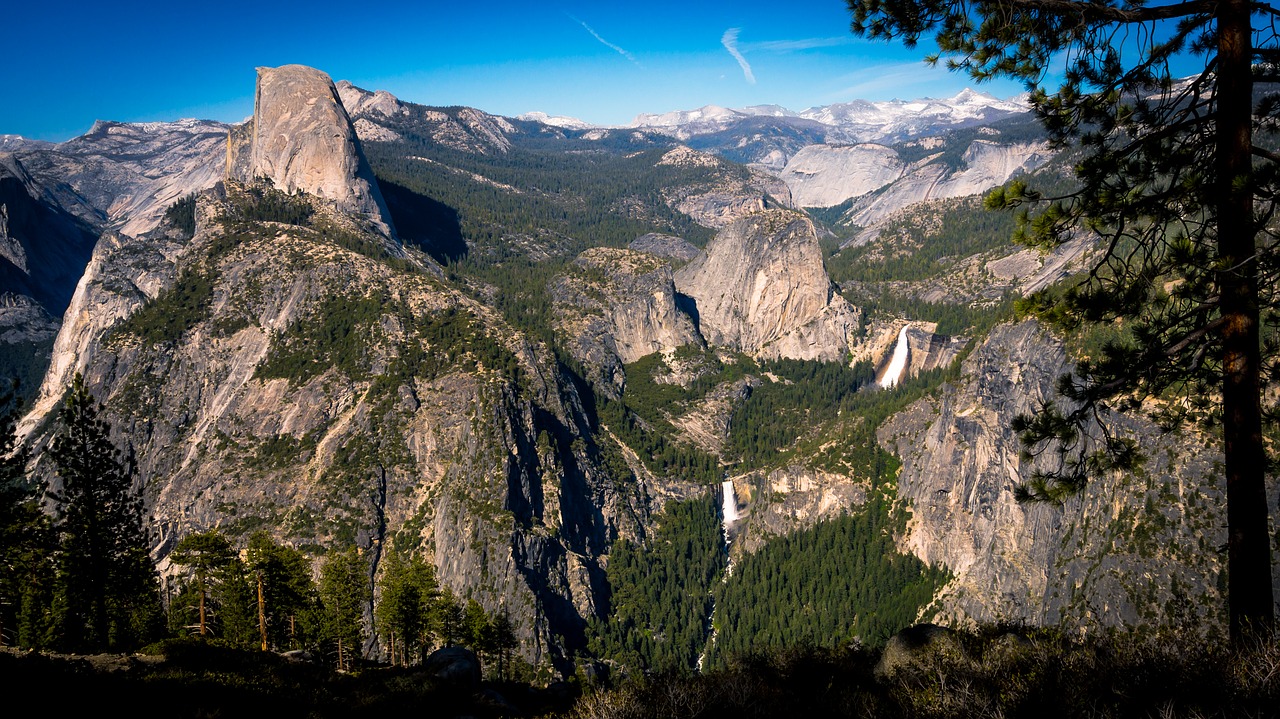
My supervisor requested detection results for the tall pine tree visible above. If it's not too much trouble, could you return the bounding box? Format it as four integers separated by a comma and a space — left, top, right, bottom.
48, 373, 161, 651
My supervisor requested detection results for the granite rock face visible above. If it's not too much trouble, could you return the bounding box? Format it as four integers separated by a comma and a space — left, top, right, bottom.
870, 323, 968, 387
844, 141, 1050, 233
12, 118, 231, 238
628, 233, 702, 263
552, 248, 702, 394
20, 185, 649, 673
657, 146, 794, 228
0, 157, 101, 328
0, 115, 230, 346
780, 144, 904, 208
239, 65, 394, 236
674, 209, 858, 361
728, 465, 869, 554
878, 320, 1259, 630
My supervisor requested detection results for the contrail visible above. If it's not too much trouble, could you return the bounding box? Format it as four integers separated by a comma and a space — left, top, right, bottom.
573, 16, 643, 68
722, 28, 756, 85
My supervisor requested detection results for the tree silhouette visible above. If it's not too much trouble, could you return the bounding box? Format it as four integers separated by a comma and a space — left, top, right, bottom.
49, 373, 161, 651
846, 0, 1280, 640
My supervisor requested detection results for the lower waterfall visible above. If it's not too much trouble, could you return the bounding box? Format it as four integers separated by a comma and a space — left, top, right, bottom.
699, 480, 740, 672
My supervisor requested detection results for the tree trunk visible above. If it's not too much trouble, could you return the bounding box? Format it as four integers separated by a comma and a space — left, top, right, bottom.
1217, 0, 1274, 641
257, 572, 267, 651
198, 577, 207, 638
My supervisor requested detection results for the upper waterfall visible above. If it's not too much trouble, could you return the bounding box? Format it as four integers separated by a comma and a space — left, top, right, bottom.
879, 324, 911, 388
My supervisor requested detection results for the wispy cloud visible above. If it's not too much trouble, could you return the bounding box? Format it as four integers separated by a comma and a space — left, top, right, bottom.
829, 62, 939, 99
571, 15, 642, 68
750, 37, 851, 52
721, 28, 756, 85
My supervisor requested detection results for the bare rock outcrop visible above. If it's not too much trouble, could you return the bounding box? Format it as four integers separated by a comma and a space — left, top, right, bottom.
729, 465, 868, 554
238, 65, 394, 236
674, 209, 858, 361
842, 141, 1051, 241
658, 146, 794, 228
552, 248, 702, 394
780, 144, 904, 208
628, 233, 702, 263
9, 118, 231, 238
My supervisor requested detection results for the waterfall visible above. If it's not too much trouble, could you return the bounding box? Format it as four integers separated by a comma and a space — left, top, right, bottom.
879, 324, 911, 388
721, 480, 740, 524
700, 480, 740, 673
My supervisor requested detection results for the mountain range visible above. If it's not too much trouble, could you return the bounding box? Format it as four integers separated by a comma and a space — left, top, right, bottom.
1, 64, 1266, 676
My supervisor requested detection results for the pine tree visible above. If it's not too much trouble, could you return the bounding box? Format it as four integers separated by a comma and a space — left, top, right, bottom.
170, 530, 237, 639
846, 0, 1280, 640
244, 531, 318, 651
0, 389, 54, 647
319, 547, 369, 670
374, 548, 438, 665
434, 587, 464, 648
48, 373, 162, 651
488, 610, 519, 681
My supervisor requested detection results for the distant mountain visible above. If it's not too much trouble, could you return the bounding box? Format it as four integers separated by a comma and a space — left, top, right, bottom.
630, 90, 1026, 139
515, 111, 594, 130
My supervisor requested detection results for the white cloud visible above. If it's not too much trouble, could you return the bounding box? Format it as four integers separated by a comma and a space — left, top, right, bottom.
750, 37, 851, 52
572, 16, 643, 68
830, 63, 944, 99
721, 28, 756, 85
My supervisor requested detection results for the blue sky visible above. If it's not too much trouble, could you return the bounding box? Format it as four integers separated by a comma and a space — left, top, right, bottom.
6, 1, 1030, 141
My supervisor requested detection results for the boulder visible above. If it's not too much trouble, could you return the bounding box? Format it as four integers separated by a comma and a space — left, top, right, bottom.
875, 623, 966, 678
424, 646, 482, 689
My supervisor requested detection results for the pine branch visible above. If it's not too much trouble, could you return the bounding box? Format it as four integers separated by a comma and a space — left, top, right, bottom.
1000, 0, 1215, 24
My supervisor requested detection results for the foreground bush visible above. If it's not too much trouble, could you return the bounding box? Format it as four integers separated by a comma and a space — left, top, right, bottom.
564, 626, 1280, 719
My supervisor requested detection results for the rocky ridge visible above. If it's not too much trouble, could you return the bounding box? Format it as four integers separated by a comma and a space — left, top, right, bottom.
236, 66, 395, 237
674, 209, 859, 362
551, 248, 702, 395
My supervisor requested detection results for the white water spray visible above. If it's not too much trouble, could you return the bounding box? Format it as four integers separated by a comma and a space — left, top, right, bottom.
721, 480, 740, 524
879, 324, 911, 388
700, 480, 741, 672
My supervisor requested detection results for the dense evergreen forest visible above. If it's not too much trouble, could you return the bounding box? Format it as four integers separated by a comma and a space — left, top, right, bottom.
707, 491, 950, 665
586, 496, 726, 675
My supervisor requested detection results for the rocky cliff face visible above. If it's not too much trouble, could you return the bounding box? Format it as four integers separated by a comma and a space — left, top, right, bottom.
0, 157, 101, 331
551, 248, 701, 395
674, 209, 858, 361
727, 466, 868, 554
878, 320, 1254, 630
0, 115, 230, 340
780, 144, 904, 208
21, 181, 647, 671
656, 146, 793, 228
10, 118, 231, 237
842, 140, 1051, 238
238, 66, 394, 236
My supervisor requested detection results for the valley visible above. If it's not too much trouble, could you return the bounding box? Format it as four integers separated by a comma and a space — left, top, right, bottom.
0, 60, 1270, 697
